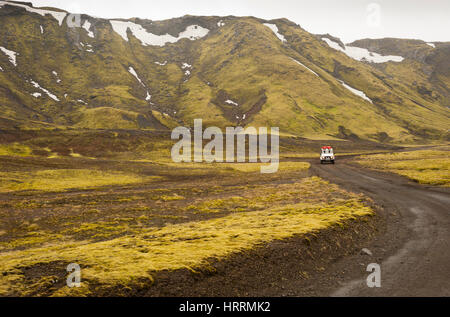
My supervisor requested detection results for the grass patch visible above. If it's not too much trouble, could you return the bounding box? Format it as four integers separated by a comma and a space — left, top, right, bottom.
163, 161, 310, 173
0, 143, 33, 157
357, 150, 450, 186
0, 169, 160, 192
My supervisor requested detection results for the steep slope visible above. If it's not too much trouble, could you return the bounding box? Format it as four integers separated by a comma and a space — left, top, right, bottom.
0, 1, 449, 143
349, 38, 450, 108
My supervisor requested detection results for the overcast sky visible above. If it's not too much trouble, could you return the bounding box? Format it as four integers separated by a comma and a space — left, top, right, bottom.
30, 0, 449, 43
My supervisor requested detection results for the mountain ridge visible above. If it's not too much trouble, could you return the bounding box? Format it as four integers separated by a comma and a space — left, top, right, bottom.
0, 0, 448, 143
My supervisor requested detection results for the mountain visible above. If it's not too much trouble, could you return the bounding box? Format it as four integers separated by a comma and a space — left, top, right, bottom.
0, 0, 449, 143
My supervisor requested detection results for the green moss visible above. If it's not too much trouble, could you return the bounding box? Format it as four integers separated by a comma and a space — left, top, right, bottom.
0, 169, 161, 192
0, 143, 33, 157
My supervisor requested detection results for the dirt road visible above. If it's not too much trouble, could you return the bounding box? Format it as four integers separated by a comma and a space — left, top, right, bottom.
310, 160, 450, 296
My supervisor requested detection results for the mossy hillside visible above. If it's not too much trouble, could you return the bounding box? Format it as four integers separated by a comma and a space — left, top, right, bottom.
282, 23, 449, 142
0, 5, 448, 142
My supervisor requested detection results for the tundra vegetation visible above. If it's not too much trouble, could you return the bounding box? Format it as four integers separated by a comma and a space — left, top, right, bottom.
357, 148, 450, 186
0, 130, 379, 296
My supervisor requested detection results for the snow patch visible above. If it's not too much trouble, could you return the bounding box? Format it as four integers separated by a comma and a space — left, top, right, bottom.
426, 43, 435, 48
31, 92, 41, 98
86, 49, 94, 53
225, 99, 239, 106
182, 63, 192, 76
290, 58, 319, 77
0, 66, 3, 71
0, 1, 66, 26
0, 46, 17, 66
77, 99, 87, 104
128, 66, 152, 101
338, 80, 372, 103
29, 79, 59, 101
217, 20, 225, 27
155, 61, 167, 66
263, 23, 286, 43
322, 38, 404, 63
40, 25, 44, 34
52, 71, 61, 83
82, 20, 94, 38
110, 21, 209, 46
128, 66, 145, 86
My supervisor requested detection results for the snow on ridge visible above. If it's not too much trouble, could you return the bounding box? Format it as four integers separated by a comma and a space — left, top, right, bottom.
322, 37, 404, 63
29, 79, 59, 101
82, 20, 94, 38
225, 99, 239, 106
0, 1, 66, 26
145, 91, 151, 101
338, 79, 372, 103
0, 46, 17, 66
263, 23, 286, 43
426, 43, 435, 48
110, 20, 209, 47
290, 58, 319, 77
321, 38, 343, 51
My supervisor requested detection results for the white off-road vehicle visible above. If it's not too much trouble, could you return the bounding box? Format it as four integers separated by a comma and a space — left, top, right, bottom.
320, 146, 335, 164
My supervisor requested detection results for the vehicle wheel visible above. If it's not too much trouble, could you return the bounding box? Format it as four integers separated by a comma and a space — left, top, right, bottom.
320, 161, 323, 164
331, 160, 335, 164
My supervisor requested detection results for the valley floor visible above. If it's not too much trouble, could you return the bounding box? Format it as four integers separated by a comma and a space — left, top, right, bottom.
0, 130, 448, 296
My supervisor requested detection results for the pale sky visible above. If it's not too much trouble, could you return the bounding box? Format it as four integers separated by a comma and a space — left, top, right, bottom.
29, 0, 450, 43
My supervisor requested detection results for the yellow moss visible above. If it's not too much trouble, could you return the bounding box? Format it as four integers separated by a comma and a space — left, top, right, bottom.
163, 161, 310, 173
0, 143, 33, 157
0, 176, 373, 296
0, 169, 161, 192
358, 150, 450, 186
0, 187, 372, 295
